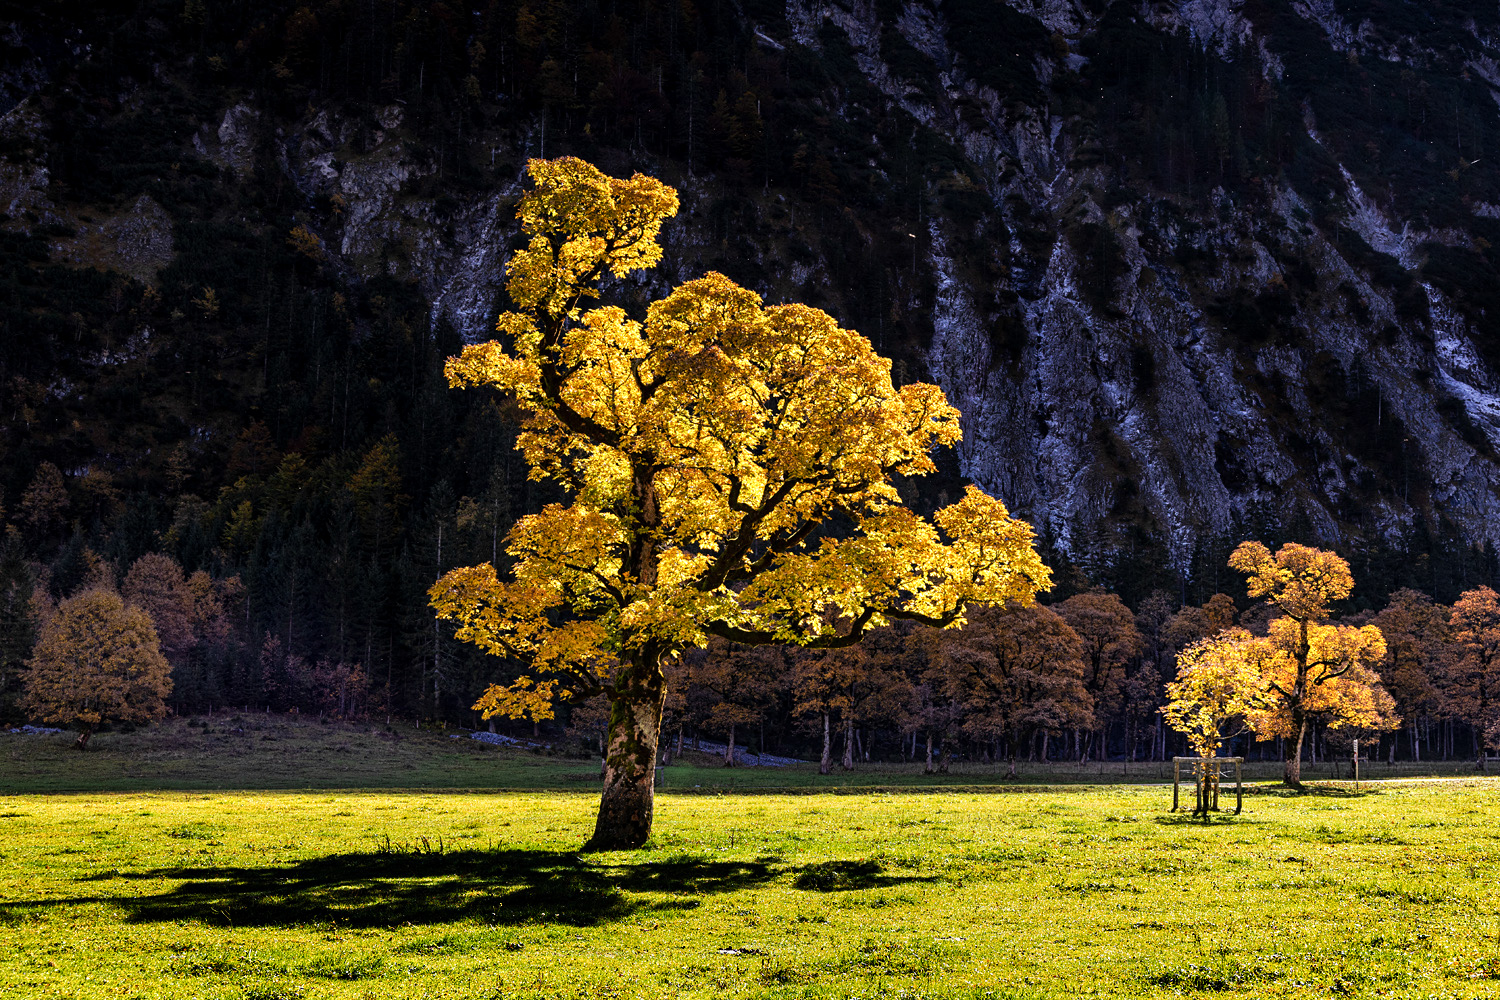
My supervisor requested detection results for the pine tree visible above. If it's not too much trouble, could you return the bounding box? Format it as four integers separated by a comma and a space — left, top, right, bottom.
0, 529, 35, 719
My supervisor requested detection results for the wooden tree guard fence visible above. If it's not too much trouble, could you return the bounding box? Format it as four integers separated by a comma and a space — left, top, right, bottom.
1172, 757, 1244, 817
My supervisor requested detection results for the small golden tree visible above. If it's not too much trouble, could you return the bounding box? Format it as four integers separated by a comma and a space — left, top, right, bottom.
22, 589, 172, 748
1162, 628, 1275, 814
1163, 629, 1273, 759
431, 157, 1052, 849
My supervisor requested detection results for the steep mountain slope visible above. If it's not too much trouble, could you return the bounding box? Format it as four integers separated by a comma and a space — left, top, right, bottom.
5, 0, 1500, 614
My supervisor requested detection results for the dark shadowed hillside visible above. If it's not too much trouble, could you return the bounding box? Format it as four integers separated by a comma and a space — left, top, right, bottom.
4, 0, 1500, 724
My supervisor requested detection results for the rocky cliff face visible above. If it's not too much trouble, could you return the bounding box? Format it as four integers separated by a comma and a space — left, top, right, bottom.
5, 0, 1500, 582
775, 0, 1500, 571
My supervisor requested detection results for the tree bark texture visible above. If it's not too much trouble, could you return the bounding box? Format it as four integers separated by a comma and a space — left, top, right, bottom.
584, 653, 667, 851
820, 713, 832, 775
1284, 716, 1307, 787
1281, 619, 1313, 788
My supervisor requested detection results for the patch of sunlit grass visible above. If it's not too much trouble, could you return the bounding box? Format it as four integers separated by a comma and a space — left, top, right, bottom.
0, 776, 1497, 998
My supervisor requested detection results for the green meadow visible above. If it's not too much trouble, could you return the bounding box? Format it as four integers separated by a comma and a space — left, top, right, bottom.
2, 720, 1498, 999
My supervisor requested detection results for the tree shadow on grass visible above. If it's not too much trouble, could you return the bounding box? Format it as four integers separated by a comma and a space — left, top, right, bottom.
792, 859, 917, 891
1152, 814, 1254, 826
1249, 783, 1387, 799
3, 850, 936, 929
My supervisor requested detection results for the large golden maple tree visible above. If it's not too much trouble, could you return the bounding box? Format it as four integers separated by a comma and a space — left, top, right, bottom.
430, 158, 1051, 848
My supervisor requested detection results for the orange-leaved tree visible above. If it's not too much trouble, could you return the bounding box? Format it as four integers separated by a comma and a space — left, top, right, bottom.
1227, 542, 1397, 786
429, 157, 1052, 849
1371, 588, 1448, 764
122, 553, 196, 663
1448, 586, 1500, 768
1056, 590, 1142, 761
685, 638, 784, 766
22, 589, 172, 748
923, 602, 1092, 769
790, 645, 868, 775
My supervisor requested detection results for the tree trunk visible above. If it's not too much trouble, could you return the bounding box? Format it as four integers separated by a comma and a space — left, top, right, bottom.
841, 718, 854, 770
724, 722, 735, 767
72, 724, 93, 751
1284, 716, 1308, 787
584, 655, 667, 851
924, 730, 934, 774
819, 713, 832, 775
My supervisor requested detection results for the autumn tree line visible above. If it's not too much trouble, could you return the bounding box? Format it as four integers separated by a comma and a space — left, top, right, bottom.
648, 563, 1500, 776
9, 486, 1497, 771
0, 427, 528, 730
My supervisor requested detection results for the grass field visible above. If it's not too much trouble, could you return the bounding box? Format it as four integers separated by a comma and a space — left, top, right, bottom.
2, 720, 1498, 999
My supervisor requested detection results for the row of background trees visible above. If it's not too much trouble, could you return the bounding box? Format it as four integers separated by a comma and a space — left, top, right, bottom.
5, 507, 1498, 770
653, 574, 1500, 773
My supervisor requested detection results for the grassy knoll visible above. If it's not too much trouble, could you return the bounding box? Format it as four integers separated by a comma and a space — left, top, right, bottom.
2, 731, 1499, 1000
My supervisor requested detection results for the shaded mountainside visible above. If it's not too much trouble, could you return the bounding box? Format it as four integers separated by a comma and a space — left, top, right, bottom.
5, 0, 1500, 711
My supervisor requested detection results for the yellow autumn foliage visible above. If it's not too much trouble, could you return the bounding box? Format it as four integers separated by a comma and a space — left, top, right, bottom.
1162, 628, 1275, 758
1167, 542, 1399, 786
1250, 617, 1396, 736
431, 157, 1052, 724
1228, 540, 1353, 623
